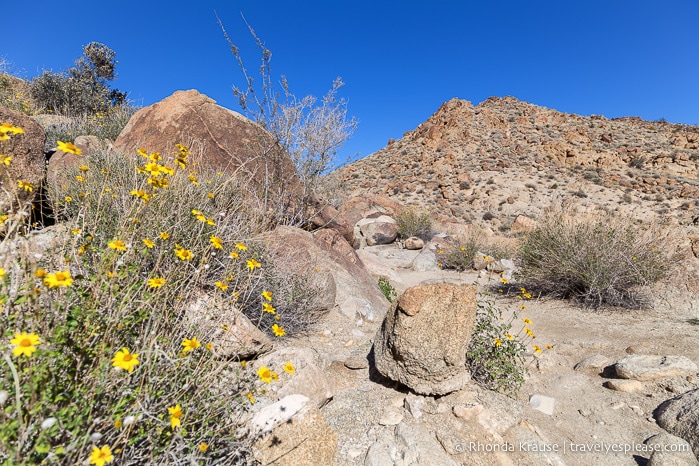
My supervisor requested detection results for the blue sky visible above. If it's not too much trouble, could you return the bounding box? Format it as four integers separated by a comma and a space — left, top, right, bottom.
3, 1, 699, 164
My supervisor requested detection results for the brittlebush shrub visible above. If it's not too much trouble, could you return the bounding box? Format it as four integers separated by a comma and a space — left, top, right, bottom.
394, 208, 432, 240
518, 208, 672, 308
0, 135, 323, 465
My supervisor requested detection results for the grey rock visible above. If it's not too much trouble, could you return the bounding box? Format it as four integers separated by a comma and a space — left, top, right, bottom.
373, 283, 477, 395
655, 388, 699, 458
404, 236, 425, 250
615, 354, 698, 381
357, 215, 398, 246
344, 354, 369, 370
379, 406, 404, 426
395, 422, 459, 466
404, 393, 426, 420
645, 432, 699, 466
364, 442, 393, 466
574, 354, 612, 372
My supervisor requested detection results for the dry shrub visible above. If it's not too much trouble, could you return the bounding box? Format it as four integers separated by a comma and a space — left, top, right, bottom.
518, 207, 673, 308
394, 207, 433, 240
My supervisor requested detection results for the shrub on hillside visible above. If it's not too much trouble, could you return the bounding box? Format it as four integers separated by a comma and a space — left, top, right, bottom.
30, 42, 127, 117
394, 208, 432, 240
517, 208, 671, 308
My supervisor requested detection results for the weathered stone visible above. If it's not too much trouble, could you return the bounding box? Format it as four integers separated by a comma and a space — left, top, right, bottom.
378, 406, 404, 426
404, 236, 425, 250
614, 354, 698, 381
646, 432, 699, 466
257, 226, 389, 320
605, 379, 645, 393
373, 283, 477, 395
394, 421, 459, 466
404, 393, 426, 420
344, 353, 369, 370
510, 215, 538, 234
250, 394, 310, 437
0, 106, 45, 225
574, 354, 612, 372
183, 295, 272, 359
356, 215, 398, 247
114, 89, 301, 196
257, 347, 333, 408
252, 401, 337, 465
655, 388, 699, 458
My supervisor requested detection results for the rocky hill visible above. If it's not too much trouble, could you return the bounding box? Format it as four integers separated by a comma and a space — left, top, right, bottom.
336, 97, 699, 230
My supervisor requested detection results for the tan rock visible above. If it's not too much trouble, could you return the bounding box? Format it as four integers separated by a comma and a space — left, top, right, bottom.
373, 283, 477, 395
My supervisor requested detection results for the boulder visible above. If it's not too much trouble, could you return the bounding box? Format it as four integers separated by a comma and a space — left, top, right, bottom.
114, 89, 301, 196
338, 194, 403, 228
373, 283, 477, 395
252, 398, 337, 466
255, 347, 333, 408
0, 106, 45, 224
355, 215, 398, 247
614, 354, 698, 381
645, 432, 699, 466
510, 214, 538, 234
655, 388, 699, 458
257, 226, 390, 320
404, 236, 424, 250
183, 294, 272, 359
307, 199, 354, 244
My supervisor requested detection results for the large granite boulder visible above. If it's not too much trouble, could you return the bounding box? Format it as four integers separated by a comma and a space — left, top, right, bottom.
373, 282, 477, 395
114, 89, 301, 196
0, 106, 45, 226
256, 226, 390, 321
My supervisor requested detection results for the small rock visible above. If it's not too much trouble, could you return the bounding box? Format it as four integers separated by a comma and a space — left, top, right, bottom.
364, 442, 392, 466
529, 394, 556, 415
404, 393, 426, 420
344, 354, 369, 370
605, 379, 644, 393
574, 354, 612, 371
610, 402, 626, 410
453, 404, 483, 421
614, 354, 698, 381
404, 236, 425, 250
379, 406, 404, 426
629, 405, 644, 416
579, 408, 591, 417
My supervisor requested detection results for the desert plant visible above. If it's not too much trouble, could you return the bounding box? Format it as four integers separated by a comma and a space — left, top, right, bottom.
0, 130, 318, 464
394, 208, 432, 239
467, 294, 531, 397
377, 277, 397, 303
218, 16, 357, 195
30, 42, 127, 117
518, 207, 671, 308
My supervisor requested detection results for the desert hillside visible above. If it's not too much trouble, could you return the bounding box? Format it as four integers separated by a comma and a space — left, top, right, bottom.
336, 96, 699, 230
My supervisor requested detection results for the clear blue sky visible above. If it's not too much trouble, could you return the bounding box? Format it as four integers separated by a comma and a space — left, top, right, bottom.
3, 1, 699, 164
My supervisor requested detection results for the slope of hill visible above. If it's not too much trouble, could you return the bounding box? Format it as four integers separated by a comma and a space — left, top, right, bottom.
336, 97, 699, 230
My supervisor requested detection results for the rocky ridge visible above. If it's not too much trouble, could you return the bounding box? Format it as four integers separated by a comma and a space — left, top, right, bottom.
336, 97, 699, 229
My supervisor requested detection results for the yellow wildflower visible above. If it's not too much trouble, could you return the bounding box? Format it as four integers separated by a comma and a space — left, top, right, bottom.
79, 165, 89, 171
524, 328, 535, 338
112, 348, 139, 373
229, 250, 239, 259
76, 175, 85, 182
44, 270, 73, 288
188, 174, 198, 185
17, 180, 33, 192
198, 442, 208, 452
167, 404, 182, 429
494, 338, 502, 347
209, 235, 223, 249
246, 258, 261, 271
174, 246, 194, 261
272, 324, 286, 337
0, 123, 24, 135
262, 290, 273, 301
10, 332, 41, 358
523, 318, 533, 325
0, 154, 12, 166
108, 240, 127, 251
181, 337, 201, 353
89, 445, 114, 466
283, 361, 295, 375
246, 392, 256, 403
0, 268, 5, 278
159, 231, 170, 240
35, 268, 47, 278
533, 345, 542, 354
207, 192, 214, 199
142, 238, 155, 248
205, 342, 213, 351
215, 281, 228, 291
147, 277, 165, 289
257, 365, 276, 384
57, 141, 82, 155
262, 302, 276, 314
235, 242, 248, 251
130, 189, 150, 202
500, 276, 508, 284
